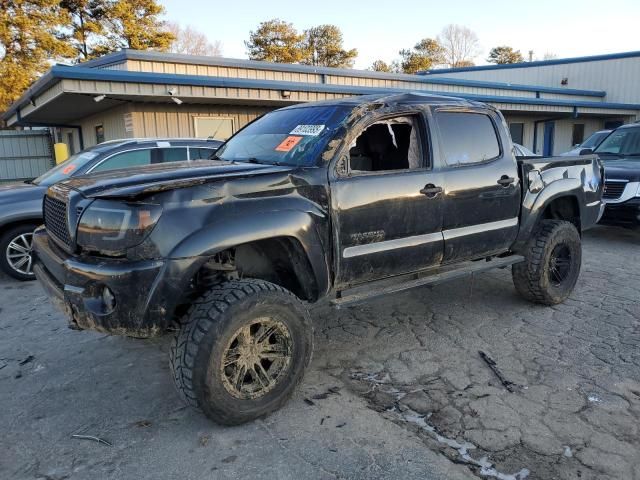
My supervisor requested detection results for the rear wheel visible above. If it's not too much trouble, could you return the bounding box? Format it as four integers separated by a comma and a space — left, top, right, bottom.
0, 225, 37, 281
170, 279, 313, 425
512, 220, 582, 305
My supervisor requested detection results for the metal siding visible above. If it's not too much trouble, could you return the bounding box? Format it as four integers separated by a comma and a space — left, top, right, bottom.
428, 58, 640, 103
79, 105, 130, 148
129, 104, 273, 138
0, 130, 54, 181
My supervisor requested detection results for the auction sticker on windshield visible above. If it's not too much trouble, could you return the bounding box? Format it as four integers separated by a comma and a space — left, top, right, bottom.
290, 125, 325, 136
275, 136, 303, 152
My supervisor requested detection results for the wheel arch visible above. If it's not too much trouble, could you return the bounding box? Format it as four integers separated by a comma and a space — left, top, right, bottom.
170, 210, 330, 302
514, 178, 585, 251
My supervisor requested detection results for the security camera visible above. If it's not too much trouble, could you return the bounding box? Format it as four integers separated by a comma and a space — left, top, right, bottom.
172, 97, 183, 105
167, 88, 177, 96
94, 94, 106, 103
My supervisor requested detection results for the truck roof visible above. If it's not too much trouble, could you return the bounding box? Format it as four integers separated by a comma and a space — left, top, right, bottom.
280, 92, 485, 110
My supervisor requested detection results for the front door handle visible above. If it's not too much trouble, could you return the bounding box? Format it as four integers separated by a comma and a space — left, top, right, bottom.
420, 184, 443, 197
497, 175, 515, 187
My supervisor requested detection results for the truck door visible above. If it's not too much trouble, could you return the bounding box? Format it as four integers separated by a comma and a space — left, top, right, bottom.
433, 109, 520, 263
330, 112, 445, 287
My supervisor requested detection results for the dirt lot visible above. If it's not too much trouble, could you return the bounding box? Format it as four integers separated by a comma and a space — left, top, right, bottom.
1, 225, 639, 480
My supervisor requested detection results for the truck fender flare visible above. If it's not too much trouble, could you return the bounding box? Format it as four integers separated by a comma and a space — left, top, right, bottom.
169, 209, 330, 297
516, 177, 585, 248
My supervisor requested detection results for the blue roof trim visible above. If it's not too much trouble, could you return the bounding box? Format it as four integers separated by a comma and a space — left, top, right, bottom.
54, 66, 640, 110
77, 49, 605, 97
424, 50, 640, 74
4, 64, 639, 121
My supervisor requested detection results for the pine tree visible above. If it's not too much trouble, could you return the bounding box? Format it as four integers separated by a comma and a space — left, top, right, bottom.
245, 19, 305, 63
302, 25, 357, 68
0, 0, 74, 115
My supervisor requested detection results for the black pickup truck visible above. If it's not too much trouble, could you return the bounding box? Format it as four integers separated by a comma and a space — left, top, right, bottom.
32, 93, 604, 425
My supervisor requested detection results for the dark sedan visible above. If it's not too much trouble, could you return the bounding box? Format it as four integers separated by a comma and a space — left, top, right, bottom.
0, 138, 221, 280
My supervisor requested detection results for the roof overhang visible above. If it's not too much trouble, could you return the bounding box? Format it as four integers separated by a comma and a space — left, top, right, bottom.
5, 65, 639, 127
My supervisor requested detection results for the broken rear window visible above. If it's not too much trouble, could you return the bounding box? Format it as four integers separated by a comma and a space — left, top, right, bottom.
215, 105, 351, 167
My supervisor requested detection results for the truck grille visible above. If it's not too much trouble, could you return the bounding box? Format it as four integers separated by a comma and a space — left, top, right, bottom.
603, 181, 627, 200
44, 195, 72, 249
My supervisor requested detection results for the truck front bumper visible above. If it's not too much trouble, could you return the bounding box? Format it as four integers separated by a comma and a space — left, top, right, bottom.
32, 227, 202, 337
600, 198, 640, 227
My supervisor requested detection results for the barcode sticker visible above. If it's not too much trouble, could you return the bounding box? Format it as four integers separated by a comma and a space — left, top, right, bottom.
290, 125, 325, 136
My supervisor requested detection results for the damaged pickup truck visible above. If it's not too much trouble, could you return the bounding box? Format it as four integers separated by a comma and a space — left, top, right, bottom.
32, 93, 604, 425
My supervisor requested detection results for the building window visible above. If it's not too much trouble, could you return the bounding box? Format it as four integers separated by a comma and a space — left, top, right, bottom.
66, 132, 75, 155
95, 125, 105, 144
572, 124, 585, 146
193, 117, 234, 140
509, 123, 524, 145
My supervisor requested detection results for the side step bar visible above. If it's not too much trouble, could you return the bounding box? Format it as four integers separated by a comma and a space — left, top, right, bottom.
331, 255, 525, 308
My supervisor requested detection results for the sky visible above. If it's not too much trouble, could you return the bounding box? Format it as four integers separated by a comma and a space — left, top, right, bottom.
160, 0, 640, 69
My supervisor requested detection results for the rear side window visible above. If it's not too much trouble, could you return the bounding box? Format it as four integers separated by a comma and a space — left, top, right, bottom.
160, 147, 188, 163
92, 149, 152, 172
437, 112, 501, 166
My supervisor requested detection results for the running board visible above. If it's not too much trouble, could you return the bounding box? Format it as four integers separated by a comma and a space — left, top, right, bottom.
331, 255, 525, 308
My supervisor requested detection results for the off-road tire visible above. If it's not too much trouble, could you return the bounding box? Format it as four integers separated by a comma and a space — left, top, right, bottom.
0, 224, 37, 281
169, 279, 313, 425
512, 220, 582, 305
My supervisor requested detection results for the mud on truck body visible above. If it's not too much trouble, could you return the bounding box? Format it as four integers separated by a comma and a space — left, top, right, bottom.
32, 93, 604, 425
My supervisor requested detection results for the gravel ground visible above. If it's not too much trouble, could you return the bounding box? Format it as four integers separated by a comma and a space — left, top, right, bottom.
1, 225, 639, 479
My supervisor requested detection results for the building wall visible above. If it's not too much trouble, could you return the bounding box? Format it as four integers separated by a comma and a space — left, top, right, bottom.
427, 58, 640, 104
79, 105, 132, 148
130, 103, 273, 139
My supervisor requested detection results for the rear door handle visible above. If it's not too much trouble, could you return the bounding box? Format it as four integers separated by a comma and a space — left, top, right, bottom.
497, 175, 515, 186
420, 184, 443, 197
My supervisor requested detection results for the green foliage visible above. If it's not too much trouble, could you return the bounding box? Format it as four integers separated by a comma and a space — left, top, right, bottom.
60, 0, 109, 61
399, 38, 445, 74
487, 46, 524, 64
302, 24, 357, 68
0, 0, 74, 115
245, 19, 305, 63
97, 0, 174, 53
370, 60, 392, 72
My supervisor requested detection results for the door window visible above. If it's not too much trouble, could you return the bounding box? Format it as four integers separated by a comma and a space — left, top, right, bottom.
348, 115, 424, 173
92, 149, 152, 172
95, 125, 105, 144
437, 112, 501, 166
189, 147, 217, 160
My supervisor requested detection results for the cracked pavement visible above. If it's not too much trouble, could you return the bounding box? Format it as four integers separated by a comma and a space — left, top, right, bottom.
1, 225, 639, 479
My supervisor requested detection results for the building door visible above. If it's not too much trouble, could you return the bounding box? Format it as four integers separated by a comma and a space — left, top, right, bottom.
543, 121, 555, 156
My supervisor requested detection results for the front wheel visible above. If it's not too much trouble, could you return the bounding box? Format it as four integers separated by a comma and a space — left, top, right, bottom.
0, 225, 37, 281
170, 279, 313, 425
512, 220, 582, 305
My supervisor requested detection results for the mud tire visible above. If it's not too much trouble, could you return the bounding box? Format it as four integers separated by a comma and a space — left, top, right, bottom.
512, 220, 582, 305
169, 279, 313, 425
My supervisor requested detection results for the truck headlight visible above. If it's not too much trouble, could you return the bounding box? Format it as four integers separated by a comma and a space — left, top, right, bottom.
76, 200, 162, 254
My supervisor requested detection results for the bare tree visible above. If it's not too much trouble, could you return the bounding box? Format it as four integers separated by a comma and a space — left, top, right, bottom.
437, 24, 480, 68
542, 51, 558, 60
166, 22, 222, 56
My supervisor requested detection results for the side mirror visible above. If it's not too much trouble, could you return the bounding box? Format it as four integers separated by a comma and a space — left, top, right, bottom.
579, 148, 593, 155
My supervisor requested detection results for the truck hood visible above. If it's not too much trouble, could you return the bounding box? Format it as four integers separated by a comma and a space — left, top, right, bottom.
59, 160, 296, 198
0, 181, 47, 205
601, 157, 640, 182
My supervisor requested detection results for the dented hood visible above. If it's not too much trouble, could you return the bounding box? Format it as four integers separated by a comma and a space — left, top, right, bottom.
58, 160, 295, 198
